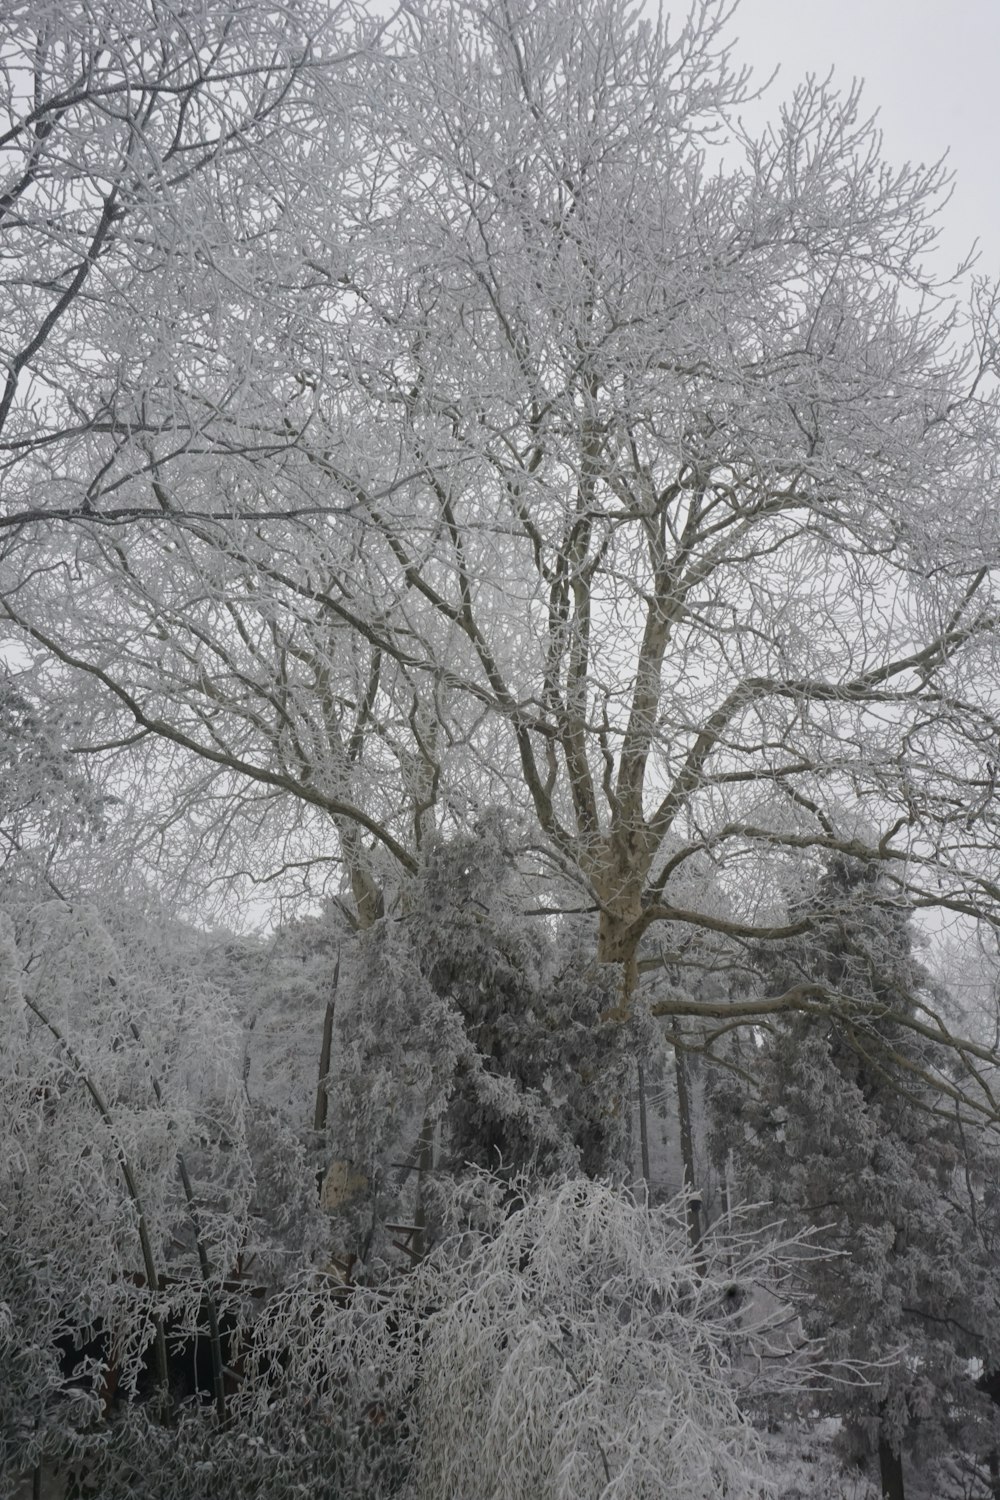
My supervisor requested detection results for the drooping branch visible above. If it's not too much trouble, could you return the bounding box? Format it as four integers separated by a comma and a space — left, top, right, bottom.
19, 993, 171, 1399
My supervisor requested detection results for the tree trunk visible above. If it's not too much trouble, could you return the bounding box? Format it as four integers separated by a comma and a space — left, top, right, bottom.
412, 1113, 436, 1262
313, 953, 340, 1202
594, 853, 646, 1015
878, 1429, 905, 1500
636, 1058, 651, 1191
672, 1018, 706, 1277
988, 1446, 1000, 1499
596, 908, 640, 1014
312, 954, 339, 1137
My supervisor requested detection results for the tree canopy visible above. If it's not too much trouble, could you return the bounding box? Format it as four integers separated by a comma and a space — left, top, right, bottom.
4, 0, 1000, 1060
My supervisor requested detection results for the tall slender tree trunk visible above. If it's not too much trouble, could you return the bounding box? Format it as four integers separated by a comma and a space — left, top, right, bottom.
412, 1114, 436, 1263
313, 952, 340, 1204
672, 1018, 706, 1277
312, 965, 338, 1135
636, 1058, 651, 1192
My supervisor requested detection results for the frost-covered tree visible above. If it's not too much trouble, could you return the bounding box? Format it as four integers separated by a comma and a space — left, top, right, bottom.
0, 0, 999, 1113
0, 669, 107, 899
386, 1175, 779, 1500
0, 896, 253, 1480
325, 819, 648, 1267
710, 856, 1000, 1499
68, 1175, 785, 1500
6, 0, 1000, 1488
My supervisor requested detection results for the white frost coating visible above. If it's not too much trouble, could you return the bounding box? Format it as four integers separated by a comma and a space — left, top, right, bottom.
0, 896, 252, 1373
404, 1177, 774, 1500
0, 910, 26, 1068
231, 1173, 789, 1499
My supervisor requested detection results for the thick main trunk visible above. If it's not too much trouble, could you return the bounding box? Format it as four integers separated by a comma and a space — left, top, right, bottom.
591, 816, 654, 1010
595, 849, 646, 1012
596, 906, 640, 1011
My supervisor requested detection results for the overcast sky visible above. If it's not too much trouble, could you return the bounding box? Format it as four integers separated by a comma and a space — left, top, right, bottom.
734, 0, 1000, 279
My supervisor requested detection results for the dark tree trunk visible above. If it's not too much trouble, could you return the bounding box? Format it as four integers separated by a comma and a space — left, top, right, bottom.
672, 1019, 705, 1276
412, 1113, 436, 1263
312, 949, 340, 1135
636, 1058, 651, 1190
988, 1446, 1000, 1499
878, 1430, 905, 1500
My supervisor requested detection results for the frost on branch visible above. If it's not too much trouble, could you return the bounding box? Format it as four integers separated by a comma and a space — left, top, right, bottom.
329, 821, 643, 1255
0, 898, 251, 1469
0, 673, 105, 898
709, 856, 1000, 1486
407, 1175, 774, 1500
222, 1174, 783, 1500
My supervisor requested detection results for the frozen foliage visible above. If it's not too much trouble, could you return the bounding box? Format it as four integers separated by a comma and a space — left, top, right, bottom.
411, 826, 639, 1178
710, 858, 1000, 1490
0, 674, 104, 896
199, 921, 343, 1281
400, 1175, 774, 1499
57, 1175, 786, 1500
7, 0, 1000, 1492
0, 899, 252, 1477
757, 1418, 880, 1500
5, 0, 1000, 1093
329, 821, 644, 1256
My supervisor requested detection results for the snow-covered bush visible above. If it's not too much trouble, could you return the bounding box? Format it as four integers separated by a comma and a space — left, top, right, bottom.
9, 1174, 793, 1500
0, 898, 251, 1481
336, 821, 638, 1171
404, 1174, 778, 1499
210, 1174, 793, 1500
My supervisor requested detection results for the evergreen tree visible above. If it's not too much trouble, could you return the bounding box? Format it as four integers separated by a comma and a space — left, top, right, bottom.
328, 817, 647, 1263
711, 857, 1000, 1497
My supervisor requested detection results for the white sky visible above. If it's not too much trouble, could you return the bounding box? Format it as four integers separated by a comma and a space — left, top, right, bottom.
733, 0, 1000, 279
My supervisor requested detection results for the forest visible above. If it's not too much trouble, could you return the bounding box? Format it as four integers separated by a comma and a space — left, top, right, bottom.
3, 1, 1000, 1496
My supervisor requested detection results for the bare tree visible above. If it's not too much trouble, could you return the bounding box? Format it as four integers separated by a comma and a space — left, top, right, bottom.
3, 0, 1000, 1101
